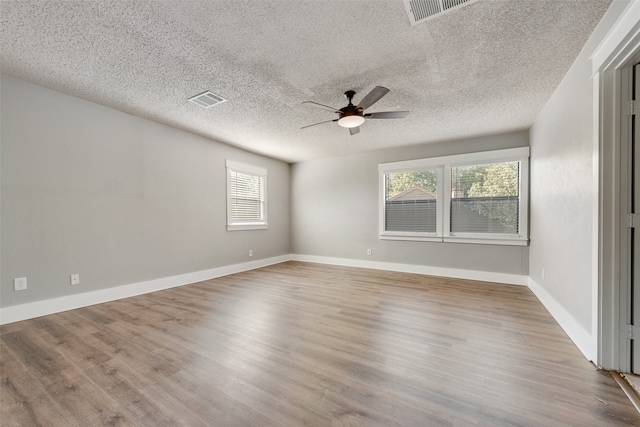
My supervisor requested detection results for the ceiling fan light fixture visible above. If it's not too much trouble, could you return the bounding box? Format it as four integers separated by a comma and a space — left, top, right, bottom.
338, 115, 365, 128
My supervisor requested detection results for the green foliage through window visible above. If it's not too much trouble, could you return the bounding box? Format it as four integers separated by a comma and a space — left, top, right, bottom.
385, 169, 437, 198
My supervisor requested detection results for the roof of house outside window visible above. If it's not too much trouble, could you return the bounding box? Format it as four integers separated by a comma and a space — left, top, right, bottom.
388, 186, 436, 201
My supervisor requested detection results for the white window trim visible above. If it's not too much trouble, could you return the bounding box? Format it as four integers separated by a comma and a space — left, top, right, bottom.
226, 160, 268, 231
379, 147, 529, 245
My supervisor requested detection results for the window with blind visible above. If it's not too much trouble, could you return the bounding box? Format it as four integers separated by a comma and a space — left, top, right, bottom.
226, 160, 267, 231
450, 161, 519, 235
379, 147, 528, 245
383, 168, 441, 236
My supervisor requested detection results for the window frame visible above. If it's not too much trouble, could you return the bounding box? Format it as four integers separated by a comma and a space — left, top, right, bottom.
226, 160, 268, 231
379, 147, 529, 246
379, 163, 444, 242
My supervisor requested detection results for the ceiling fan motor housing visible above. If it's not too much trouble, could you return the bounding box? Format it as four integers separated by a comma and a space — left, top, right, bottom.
339, 104, 363, 117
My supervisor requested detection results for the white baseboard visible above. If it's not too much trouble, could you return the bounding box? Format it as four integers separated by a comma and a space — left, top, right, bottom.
6, 252, 591, 369
527, 277, 595, 361
0, 255, 291, 325
0, 254, 594, 365
290, 254, 529, 286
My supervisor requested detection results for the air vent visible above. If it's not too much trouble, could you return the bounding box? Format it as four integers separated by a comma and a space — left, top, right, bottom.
188, 91, 227, 108
403, 0, 477, 25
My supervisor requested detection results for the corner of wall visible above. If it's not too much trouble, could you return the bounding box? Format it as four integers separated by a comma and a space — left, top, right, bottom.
527, 277, 596, 362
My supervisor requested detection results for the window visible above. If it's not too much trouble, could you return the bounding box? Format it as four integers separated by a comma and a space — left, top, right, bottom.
379, 147, 529, 245
450, 161, 520, 235
226, 160, 267, 231
383, 167, 442, 238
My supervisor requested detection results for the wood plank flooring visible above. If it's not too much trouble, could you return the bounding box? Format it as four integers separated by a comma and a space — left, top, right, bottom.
2, 261, 639, 426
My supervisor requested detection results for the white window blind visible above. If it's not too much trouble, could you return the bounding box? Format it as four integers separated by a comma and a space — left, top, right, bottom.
226, 160, 267, 231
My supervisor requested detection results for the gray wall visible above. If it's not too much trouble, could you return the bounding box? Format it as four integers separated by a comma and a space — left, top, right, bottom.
1, 75, 290, 307
291, 131, 530, 275
528, 1, 630, 334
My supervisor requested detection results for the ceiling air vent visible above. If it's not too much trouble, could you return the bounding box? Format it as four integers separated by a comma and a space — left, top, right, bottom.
403, 0, 477, 25
188, 91, 227, 108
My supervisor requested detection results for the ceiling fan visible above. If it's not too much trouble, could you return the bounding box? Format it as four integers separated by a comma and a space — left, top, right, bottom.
301, 86, 409, 135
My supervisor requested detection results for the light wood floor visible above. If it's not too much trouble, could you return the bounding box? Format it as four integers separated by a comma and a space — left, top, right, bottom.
2, 261, 639, 426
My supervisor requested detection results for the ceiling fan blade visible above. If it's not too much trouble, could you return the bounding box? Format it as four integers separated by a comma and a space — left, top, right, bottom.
349, 126, 360, 136
302, 101, 340, 113
357, 86, 390, 110
301, 119, 338, 129
364, 111, 410, 119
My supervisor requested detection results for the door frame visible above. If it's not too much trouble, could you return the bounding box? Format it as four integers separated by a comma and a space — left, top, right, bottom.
595, 2, 640, 370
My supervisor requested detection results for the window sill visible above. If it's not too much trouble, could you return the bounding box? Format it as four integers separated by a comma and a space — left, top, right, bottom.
380, 233, 441, 242
379, 233, 528, 246
227, 223, 268, 231
444, 236, 529, 246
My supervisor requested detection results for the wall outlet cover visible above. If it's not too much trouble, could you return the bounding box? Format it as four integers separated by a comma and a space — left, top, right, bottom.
14, 277, 27, 291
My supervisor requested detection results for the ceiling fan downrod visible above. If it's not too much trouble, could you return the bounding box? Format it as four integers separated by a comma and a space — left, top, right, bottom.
344, 90, 357, 105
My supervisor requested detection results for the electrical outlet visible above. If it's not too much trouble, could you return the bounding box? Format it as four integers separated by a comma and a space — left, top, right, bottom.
249, 250, 253, 257
367, 249, 372, 256
14, 277, 27, 291
70, 274, 80, 285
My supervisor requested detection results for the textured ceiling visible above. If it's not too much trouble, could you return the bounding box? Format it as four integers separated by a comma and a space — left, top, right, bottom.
1, 0, 613, 163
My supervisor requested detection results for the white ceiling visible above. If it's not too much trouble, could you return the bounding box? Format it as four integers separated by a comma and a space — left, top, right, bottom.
0, 0, 613, 163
